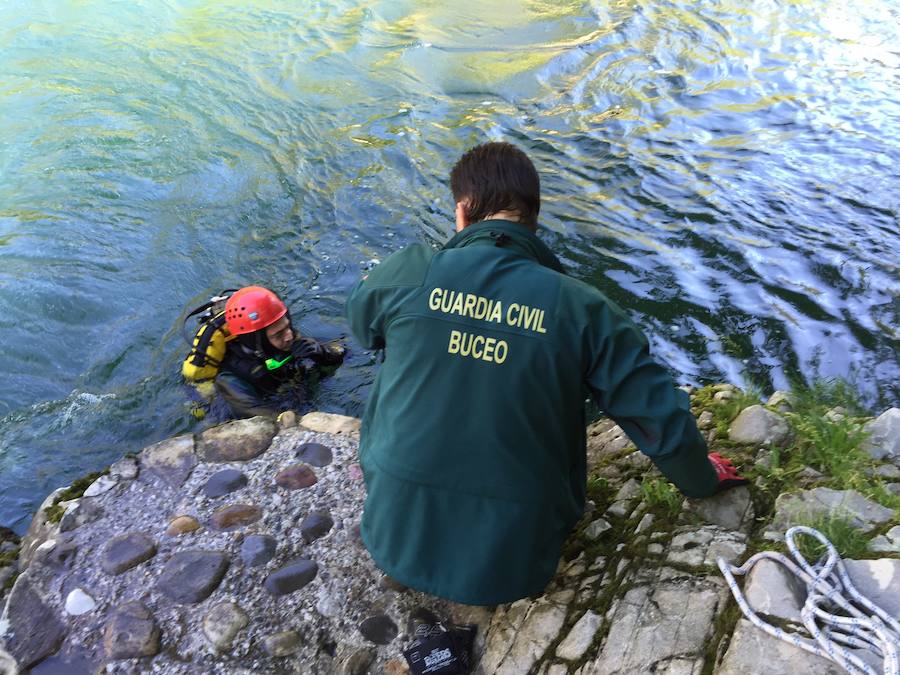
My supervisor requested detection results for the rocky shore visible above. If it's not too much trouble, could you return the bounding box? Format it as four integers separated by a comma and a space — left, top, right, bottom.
1, 386, 898, 674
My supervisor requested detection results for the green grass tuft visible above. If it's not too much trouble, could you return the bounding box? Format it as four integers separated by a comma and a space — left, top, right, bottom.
640, 476, 682, 516
792, 514, 870, 561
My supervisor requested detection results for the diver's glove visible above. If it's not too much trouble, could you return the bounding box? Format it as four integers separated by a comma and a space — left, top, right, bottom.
708, 452, 748, 492
292, 337, 346, 366
291, 337, 324, 361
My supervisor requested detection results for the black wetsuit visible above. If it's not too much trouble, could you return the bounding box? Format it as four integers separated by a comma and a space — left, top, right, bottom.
215, 336, 343, 419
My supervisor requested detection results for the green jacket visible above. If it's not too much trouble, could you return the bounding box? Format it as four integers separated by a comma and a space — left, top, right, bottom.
345, 220, 716, 604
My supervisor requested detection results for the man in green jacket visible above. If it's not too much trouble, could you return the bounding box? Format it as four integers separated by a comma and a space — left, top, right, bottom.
345, 142, 746, 605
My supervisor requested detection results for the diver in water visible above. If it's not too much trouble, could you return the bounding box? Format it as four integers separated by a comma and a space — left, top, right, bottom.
182, 286, 345, 419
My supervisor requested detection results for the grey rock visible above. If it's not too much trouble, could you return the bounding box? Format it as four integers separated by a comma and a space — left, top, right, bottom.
666, 526, 747, 568
263, 630, 302, 657
605, 501, 631, 518
729, 405, 790, 445
767, 390, 793, 412
157, 550, 229, 604
140, 434, 197, 487
481, 591, 572, 674
109, 456, 139, 481
718, 619, 843, 674
0, 650, 16, 674
264, 559, 318, 595
82, 475, 117, 498
202, 602, 249, 651
2, 576, 66, 669
743, 558, 805, 622
714, 390, 735, 402
555, 610, 601, 661
358, 614, 398, 645
59, 498, 103, 533
203, 469, 249, 498
104, 601, 160, 659
683, 485, 754, 533
296, 442, 333, 467
634, 513, 655, 534
869, 526, 900, 554
199, 416, 276, 462
861, 408, 900, 461
697, 410, 714, 429
614, 478, 642, 502
582, 569, 723, 674
241, 534, 277, 567
18, 488, 65, 569
101, 532, 157, 575
844, 558, 900, 617
301, 512, 334, 543
872, 464, 900, 479
772, 488, 894, 532
31, 540, 77, 571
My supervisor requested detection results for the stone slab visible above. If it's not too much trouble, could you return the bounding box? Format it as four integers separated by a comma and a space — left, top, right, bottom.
772, 488, 894, 532
140, 434, 197, 487
199, 417, 276, 462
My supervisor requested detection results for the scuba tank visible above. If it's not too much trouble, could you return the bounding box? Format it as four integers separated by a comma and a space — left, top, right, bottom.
181, 290, 239, 385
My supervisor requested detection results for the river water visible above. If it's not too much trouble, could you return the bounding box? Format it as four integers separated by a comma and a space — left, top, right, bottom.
1, 0, 898, 532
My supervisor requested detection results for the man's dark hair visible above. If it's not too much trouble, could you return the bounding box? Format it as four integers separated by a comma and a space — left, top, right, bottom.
450, 142, 540, 229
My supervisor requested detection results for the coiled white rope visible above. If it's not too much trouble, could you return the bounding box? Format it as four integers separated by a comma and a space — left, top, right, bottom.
717, 525, 900, 675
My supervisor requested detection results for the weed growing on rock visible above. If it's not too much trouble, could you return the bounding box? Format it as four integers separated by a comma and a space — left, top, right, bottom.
640, 476, 681, 516
44, 469, 108, 523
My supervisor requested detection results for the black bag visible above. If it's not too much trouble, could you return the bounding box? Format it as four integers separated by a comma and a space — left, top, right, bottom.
402, 620, 477, 675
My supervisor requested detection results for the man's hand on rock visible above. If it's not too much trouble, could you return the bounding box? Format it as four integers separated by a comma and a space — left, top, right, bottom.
709, 452, 748, 492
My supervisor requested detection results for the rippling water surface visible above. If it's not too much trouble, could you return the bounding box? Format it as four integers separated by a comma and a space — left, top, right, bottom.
1, 0, 898, 531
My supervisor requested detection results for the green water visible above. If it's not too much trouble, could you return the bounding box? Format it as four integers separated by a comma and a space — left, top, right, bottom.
1, 0, 898, 532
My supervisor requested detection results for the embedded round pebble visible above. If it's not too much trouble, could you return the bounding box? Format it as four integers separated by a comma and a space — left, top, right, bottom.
166, 515, 201, 536
275, 464, 318, 489
358, 614, 398, 645
103, 601, 160, 659
156, 550, 229, 604
241, 534, 277, 567
264, 559, 318, 596
202, 469, 248, 498
300, 512, 334, 543
209, 503, 262, 530
295, 442, 333, 467
64, 588, 96, 616
263, 630, 302, 657
101, 532, 157, 575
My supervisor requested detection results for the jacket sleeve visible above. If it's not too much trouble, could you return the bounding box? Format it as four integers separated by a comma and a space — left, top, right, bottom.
584, 299, 717, 498
345, 244, 433, 349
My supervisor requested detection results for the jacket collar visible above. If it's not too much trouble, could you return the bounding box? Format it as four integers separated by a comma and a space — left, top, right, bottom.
442, 220, 565, 274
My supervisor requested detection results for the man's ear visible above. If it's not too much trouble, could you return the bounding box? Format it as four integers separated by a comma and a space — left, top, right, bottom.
455, 200, 470, 232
